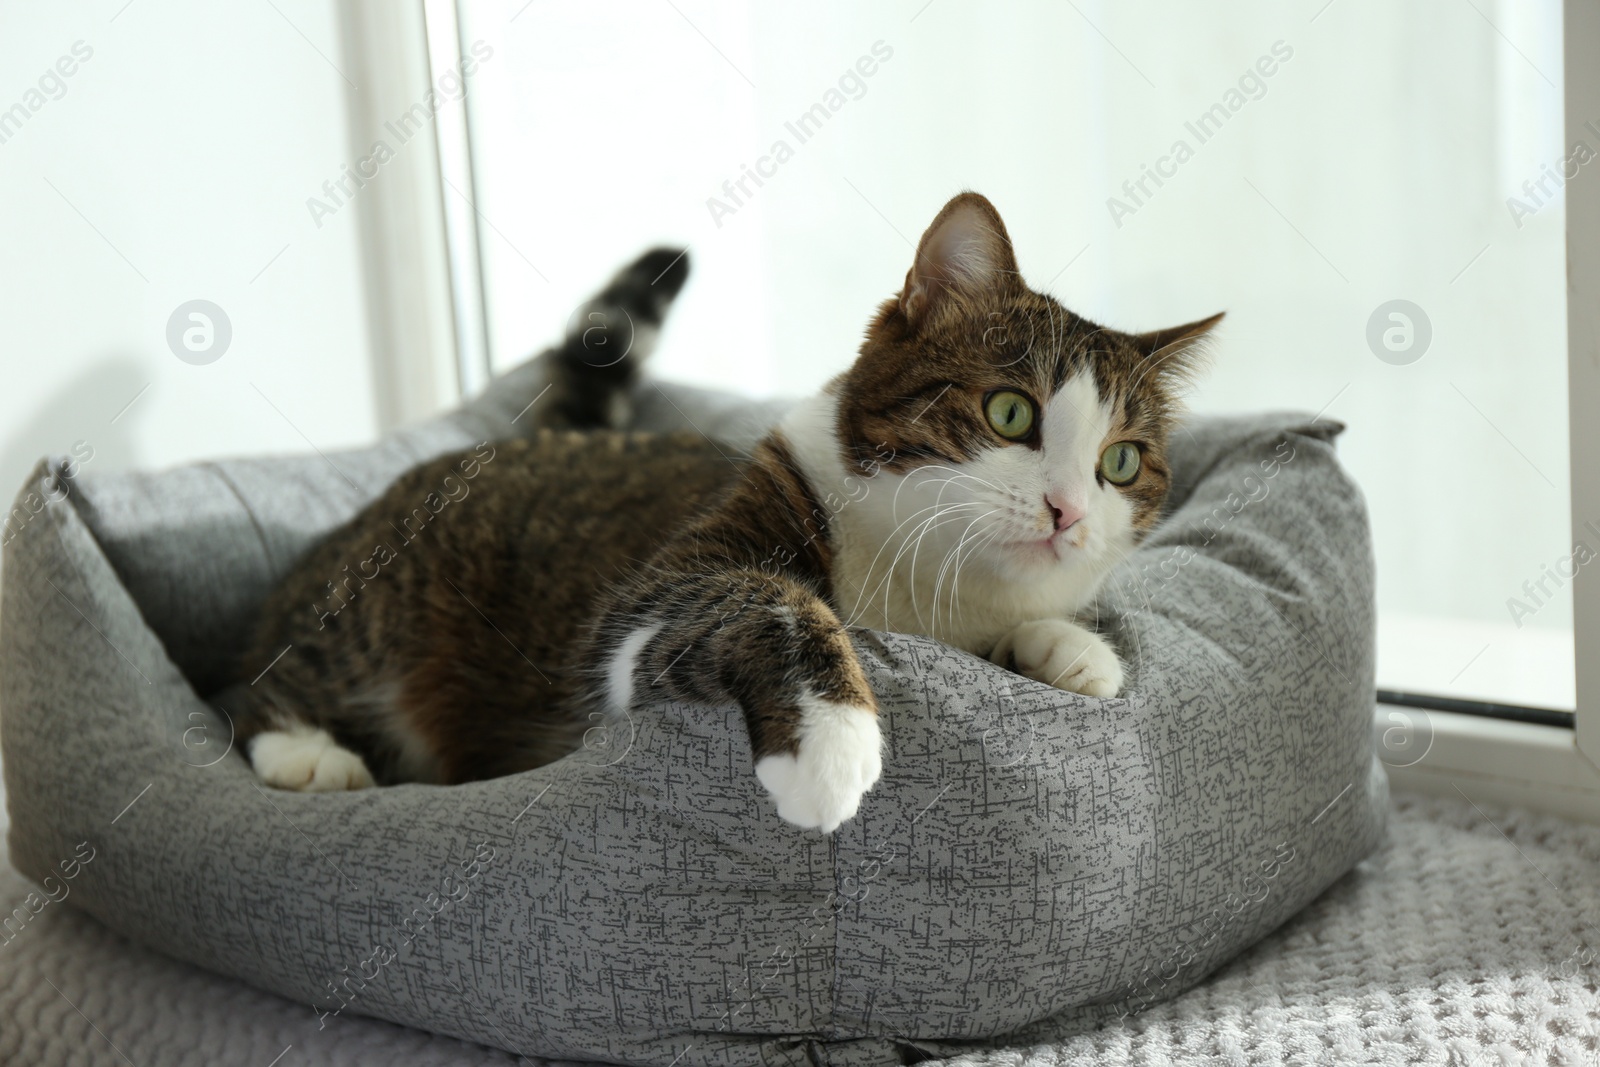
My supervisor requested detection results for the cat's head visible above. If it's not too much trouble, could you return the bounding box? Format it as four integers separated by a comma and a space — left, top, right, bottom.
833, 191, 1220, 591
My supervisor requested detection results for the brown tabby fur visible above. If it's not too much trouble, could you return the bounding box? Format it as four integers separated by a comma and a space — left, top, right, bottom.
226, 193, 1217, 789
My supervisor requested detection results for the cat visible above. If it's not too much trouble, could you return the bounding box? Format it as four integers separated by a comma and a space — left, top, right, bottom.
224, 192, 1220, 833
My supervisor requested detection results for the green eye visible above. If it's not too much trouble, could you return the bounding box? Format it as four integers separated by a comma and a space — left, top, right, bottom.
984, 390, 1035, 440
1100, 442, 1141, 485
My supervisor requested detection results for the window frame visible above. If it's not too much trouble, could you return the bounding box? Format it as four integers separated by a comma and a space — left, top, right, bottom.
1388, 0, 1600, 819
337, 0, 462, 432
1564, 0, 1600, 784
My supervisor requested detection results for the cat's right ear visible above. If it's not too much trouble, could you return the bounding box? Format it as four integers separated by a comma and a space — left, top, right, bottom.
899, 192, 1022, 328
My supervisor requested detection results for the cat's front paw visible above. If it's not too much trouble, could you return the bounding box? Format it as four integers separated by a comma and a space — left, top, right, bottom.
250, 726, 375, 792
991, 619, 1123, 697
754, 699, 883, 834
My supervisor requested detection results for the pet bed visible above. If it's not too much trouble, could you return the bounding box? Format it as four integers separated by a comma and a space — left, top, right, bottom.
0, 356, 1386, 1066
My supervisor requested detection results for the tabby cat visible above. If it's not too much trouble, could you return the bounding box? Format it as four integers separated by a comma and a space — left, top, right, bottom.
226, 192, 1219, 833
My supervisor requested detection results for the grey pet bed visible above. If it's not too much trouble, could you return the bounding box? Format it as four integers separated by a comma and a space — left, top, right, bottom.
1, 358, 1386, 1066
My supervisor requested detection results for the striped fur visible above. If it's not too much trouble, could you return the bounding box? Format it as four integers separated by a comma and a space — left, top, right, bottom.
228, 195, 1220, 832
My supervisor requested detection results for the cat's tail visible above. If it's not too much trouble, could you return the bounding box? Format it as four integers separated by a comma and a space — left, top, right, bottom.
543, 247, 690, 429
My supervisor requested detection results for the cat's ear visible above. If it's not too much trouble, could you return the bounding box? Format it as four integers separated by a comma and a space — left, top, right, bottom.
1131, 312, 1224, 379
900, 192, 1022, 326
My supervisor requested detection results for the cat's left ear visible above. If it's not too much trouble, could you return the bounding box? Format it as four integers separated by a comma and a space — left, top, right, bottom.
1131, 312, 1225, 379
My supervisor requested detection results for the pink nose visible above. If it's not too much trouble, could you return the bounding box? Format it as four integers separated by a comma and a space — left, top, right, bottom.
1046, 493, 1084, 531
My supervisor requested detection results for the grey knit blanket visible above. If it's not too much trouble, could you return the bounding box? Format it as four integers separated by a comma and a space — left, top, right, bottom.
4, 788, 1593, 1065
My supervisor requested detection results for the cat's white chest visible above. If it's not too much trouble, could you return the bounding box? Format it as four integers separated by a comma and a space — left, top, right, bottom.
827, 523, 1106, 654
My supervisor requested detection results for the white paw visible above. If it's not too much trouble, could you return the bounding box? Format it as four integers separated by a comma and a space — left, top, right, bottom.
250, 726, 375, 792
991, 619, 1123, 697
754, 699, 883, 834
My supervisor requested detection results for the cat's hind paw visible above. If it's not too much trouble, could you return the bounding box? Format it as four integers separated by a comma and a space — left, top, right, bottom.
755, 698, 882, 834
992, 618, 1123, 697
250, 726, 375, 792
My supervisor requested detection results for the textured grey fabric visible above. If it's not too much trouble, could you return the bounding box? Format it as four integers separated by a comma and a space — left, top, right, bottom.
0, 362, 1385, 1066
11, 791, 1586, 1067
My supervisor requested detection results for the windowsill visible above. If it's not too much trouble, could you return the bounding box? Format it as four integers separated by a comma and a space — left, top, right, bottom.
1378, 612, 1575, 711
1380, 701, 1600, 825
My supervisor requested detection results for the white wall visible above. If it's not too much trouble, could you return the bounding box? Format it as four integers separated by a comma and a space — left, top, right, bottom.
0, 0, 379, 507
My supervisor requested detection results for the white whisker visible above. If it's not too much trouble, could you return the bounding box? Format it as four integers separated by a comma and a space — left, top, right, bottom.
933, 514, 1001, 635
843, 499, 980, 625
